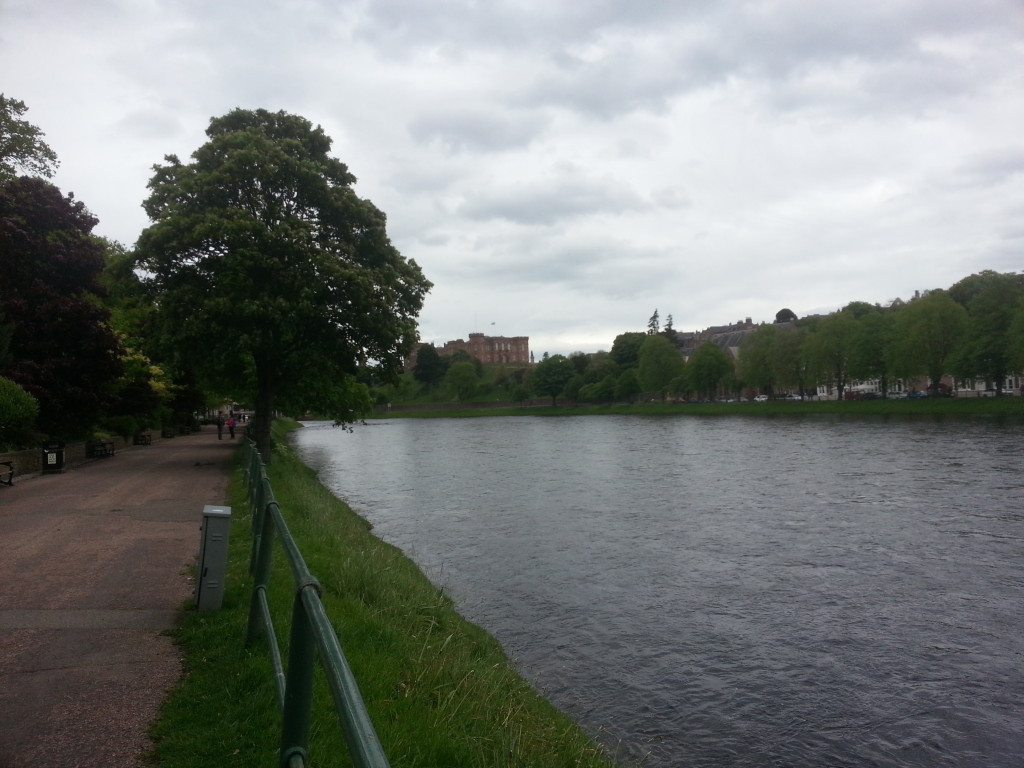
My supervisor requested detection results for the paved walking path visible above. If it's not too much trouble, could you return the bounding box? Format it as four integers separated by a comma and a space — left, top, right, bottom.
0, 430, 235, 768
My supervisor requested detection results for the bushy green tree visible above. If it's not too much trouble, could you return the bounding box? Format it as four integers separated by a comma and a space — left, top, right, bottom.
0, 375, 38, 449
891, 291, 968, 394
0, 177, 123, 437
135, 109, 430, 458
445, 361, 478, 402
609, 332, 646, 369
687, 342, 733, 400
638, 334, 684, 401
532, 354, 575, 405
413, 344, 447, 388
949, 271, 1024, 393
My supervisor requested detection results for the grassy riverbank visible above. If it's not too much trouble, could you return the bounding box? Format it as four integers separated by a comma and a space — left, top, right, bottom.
375, 395, 1024, 420
150, 419, 622, 767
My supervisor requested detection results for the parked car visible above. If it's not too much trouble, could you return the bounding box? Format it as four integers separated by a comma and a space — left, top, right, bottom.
785, 394, 803, 401
754, 395, 769, 402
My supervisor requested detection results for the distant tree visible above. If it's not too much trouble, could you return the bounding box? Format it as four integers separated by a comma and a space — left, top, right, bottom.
773, 326, 810, 395
647, 309, 660, 335
948, 271, 1024, 393
134, 108, 430, 459
610, 332, 646, 369
1008, 298, 1024, 377
638, 334, 684, 401
614, 368, 641, 403
568, 351, 590, 375
687, 342, 733, 400
581, 350, 620, 385
848, 308, 896, 394
0, 177, 123, 437
892, 291, 968, 395
0, 95, 59, 182
739, 324, 778, 396
445, 361, 477, 402
413, 344, 447, 388
532, 354, 575, 405
805, 311, 858, 400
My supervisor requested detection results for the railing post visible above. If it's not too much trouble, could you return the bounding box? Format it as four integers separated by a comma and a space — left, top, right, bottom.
246, 501, 277, 647
279, 583, 320, 768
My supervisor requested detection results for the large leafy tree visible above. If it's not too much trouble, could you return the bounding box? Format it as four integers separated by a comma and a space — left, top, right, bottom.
738, 324, 778, 396
638, 334, 684, 401
805, 310, 858, 400
0, 94, 59, 182
948, 271, 1024, 393
532, 354, 575, 405
135, 109, 431, 458
0, 177, 123, 437
686, 341, 733, 400
413, 344, 447, 388
891, 290, 968, 394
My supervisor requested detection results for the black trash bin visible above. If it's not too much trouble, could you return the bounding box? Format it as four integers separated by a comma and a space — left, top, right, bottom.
41, 441, 66, 474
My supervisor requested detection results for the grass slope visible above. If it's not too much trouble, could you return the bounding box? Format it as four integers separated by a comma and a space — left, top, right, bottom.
150, 419, 623, 768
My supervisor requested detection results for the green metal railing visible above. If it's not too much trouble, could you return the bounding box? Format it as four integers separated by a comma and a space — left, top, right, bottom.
243, 439, 391, 768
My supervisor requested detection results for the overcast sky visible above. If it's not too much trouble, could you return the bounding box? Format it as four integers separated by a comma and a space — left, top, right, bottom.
3, 1, 1022, 356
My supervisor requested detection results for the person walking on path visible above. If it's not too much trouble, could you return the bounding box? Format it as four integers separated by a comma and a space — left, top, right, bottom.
0, 429, 234, 767
216, 414, 224, 439
226, 415, 236, 439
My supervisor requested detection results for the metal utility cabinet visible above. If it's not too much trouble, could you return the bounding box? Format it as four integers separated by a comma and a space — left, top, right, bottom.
195, 504, 231, 611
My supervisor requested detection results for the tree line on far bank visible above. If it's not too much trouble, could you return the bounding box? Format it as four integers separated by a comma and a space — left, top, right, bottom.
395, 271, 1024, 407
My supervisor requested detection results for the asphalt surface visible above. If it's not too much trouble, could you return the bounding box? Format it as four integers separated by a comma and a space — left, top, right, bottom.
0, 430, 235, 768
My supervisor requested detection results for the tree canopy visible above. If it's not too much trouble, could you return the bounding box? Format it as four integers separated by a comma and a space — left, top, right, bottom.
0, 95, 59, 182
135, 108, 431, 457
0, 177, 123, 437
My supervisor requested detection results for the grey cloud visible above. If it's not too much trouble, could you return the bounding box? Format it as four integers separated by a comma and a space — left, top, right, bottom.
458, 176, 650, 225
408, 109, 547, 153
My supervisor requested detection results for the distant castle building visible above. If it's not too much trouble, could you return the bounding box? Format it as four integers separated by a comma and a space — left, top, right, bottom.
405, 332, 531, 371
442, 333, 530, 365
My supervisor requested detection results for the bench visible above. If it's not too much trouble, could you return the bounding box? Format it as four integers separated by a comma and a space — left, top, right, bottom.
86, 439, 116, 458
133, 431, 152, 445
0, 460, 13, 486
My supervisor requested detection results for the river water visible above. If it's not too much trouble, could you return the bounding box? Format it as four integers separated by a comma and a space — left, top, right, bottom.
292, 414, 1023, 767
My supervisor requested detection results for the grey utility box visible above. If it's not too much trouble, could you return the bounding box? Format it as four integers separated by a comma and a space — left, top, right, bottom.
195, 504, 231, 611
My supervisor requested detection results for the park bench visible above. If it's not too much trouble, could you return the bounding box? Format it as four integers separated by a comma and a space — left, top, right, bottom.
133, 431, 152, 445
86, 438, 116, 458
0, 459, 13, 486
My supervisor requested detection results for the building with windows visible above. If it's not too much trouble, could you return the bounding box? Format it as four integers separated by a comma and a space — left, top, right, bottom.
441, 333, 530, 365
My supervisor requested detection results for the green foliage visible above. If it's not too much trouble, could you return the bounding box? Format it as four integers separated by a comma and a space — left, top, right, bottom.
135, 108, 431, 456
413, 343, 447, 387
445, 360, 478, 402
638, 334, 684, 400
532, 354, 575, 405
0, 375, 38, 449
610, 332, 646, 369
686, 342, 733, 399
949, 271, 1024, 392
0, 94, 59, 182
0, 177, 124, 438
892, 290, 968, 391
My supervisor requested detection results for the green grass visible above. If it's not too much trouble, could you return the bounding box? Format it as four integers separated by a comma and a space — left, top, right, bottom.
374, 396, 1024, 420
150, 419, 624, 768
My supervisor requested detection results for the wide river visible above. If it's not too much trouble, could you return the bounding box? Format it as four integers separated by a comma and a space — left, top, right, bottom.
293, 414, 1023, 767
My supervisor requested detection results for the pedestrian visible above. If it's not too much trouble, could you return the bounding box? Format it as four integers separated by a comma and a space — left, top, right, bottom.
216, 415, 224, 440
227, 416, 236, 439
